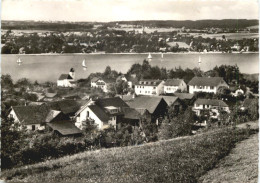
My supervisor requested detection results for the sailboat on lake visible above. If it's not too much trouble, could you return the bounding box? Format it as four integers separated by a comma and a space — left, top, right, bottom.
17, 57, 22, 65
198, 56, 202, 67
82, 59, 87, 68
147, 53, 152, 61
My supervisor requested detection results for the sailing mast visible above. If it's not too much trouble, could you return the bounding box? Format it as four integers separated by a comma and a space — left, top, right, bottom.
198, 56, 201, 67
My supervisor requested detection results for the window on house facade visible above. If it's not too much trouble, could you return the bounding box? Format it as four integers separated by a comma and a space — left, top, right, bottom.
210, 86, 214, 89
32, 125, 35, 131
87, 111, 89, 117
153, 87, 156, 89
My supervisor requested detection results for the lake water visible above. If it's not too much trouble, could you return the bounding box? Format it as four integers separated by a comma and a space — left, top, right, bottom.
1, 53, 259, 83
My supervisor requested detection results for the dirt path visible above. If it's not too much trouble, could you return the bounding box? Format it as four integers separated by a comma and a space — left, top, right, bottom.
199, 132, 258, 183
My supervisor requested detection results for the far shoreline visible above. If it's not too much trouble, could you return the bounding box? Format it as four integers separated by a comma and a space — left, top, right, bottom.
1, 51, 259, 56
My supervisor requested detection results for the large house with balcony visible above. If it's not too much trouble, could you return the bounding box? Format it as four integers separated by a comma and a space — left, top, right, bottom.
164, 79, 187, 94
135, 79, 165, 96
193, 98, 230, 119
188, 77, 229, 94
90, 77, 115, 93
75, 97, 130, 130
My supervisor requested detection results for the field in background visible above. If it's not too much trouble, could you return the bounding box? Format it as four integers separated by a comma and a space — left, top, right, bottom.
188, 32, 259, 40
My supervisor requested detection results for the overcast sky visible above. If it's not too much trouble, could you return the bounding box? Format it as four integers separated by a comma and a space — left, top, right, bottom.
1, 0, 259, 22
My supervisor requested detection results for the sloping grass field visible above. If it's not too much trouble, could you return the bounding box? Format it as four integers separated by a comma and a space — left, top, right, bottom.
2, 127, 258, 183
200, 133, 258, 183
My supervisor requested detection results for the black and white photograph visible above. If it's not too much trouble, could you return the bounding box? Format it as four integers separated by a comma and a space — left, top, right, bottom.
0, 0, 259, 182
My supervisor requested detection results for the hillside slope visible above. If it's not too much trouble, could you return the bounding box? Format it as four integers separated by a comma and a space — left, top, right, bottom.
2, 127, 257, 183
200, 133, 258, 183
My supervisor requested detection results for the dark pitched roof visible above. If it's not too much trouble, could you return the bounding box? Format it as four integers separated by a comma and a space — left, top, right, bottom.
103, 78, 116, 83
58, 74, 73, 80
95, 97, 129, 108
69, 81, 77, 84
12, 104, 50, 125
195, 98, 228, 107
88, 105, 110, 122
127, 96, 165, 114
160, 96, 179, 106
115, 94, 134, 102
45, 110, 62, 123
122, 107, 141, 120
46, 100, 86, 115
45, 92, 57, 98
164, 79, 183, 86
188, 77, 227, 87
91, 77, 100, 82
173, 93, 194, 100
47, 121, 82, 135
136, 79, 163, 86
243, 98, 258, 108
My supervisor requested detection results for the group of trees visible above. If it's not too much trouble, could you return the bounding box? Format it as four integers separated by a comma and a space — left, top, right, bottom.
2, 24, 258, 54
158, 107, 196, 140
1, 75, 39, 113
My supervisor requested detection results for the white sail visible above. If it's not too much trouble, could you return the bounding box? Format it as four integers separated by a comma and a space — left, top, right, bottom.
198, 56, 201, 64
17, 58, 22, 63
147, 53, 152, 59
82, 59, 86, 67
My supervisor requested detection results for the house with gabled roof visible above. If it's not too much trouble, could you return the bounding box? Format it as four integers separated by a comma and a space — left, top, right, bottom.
135, 79, 165, 96
90, 77, 116, 93
9, 103, 82, 135
188, 77, 229, 94
9, 104, 50, 131
173, 93, 195, 105
75, 97, 129, 130
127, 96, 168, 122
57, 68, 76, 88
164, 79, 187, 94
193, 98, 229, 119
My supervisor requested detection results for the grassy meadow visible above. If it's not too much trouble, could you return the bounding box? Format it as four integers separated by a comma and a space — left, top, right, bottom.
2, 126, 258, 183
200, 133, 258, 183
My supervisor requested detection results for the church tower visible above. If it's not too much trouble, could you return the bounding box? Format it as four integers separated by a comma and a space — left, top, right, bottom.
69, 68, 75, 79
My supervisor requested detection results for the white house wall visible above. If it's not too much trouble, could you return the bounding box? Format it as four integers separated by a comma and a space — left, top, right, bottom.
135, 81, 164, 96
9, 109, 43, 131
135, 85, 156, 95
75, 107, 105, 130
108, 116, 117, 129
57, 79, 74, 87
189, 85, 217, 94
